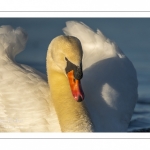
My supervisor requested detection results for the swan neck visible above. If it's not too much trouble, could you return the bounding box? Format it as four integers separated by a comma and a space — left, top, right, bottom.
47, 53, 93, 132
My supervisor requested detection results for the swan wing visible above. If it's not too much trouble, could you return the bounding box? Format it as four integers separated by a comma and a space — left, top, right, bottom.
63, 21, 138, 131
63, 21, 124, 70
0, 25, 60, 132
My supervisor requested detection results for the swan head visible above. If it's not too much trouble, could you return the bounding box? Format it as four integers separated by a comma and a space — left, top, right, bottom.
48, 35, 84, 102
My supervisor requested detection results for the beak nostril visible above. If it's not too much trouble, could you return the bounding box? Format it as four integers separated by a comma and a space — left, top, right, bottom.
73, 78, 76, 83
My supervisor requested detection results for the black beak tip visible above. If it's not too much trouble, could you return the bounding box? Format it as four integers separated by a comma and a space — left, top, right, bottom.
77, 96, 83, 102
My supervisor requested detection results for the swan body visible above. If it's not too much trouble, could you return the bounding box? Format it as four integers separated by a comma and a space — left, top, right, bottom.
0, 22, 138, 132
63, 21, 138, 131
0, 26, 61, 132
0, 25, 93, 132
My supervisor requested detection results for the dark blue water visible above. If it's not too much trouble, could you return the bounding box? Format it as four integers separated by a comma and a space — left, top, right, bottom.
0, 18, 149, 131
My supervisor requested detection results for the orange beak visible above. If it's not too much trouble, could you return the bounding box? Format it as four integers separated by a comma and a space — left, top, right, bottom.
67, 70, 84, 102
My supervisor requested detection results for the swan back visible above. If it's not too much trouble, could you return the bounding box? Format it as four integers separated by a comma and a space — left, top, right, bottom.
63, 21, 125, 70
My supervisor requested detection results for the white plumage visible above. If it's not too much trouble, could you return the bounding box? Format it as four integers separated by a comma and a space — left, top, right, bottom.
0, 21, 138, 132
63, 21, 138, 131
0, 25, 60, 132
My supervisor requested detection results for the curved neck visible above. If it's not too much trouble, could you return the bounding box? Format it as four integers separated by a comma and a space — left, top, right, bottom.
46, 53, 93, 132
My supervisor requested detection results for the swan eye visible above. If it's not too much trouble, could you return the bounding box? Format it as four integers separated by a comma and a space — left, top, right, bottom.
65, 57, 83, 80
65, 57, 68, 61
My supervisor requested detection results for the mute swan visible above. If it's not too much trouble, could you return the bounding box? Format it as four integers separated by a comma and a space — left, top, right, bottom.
0, 21, 138, 132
